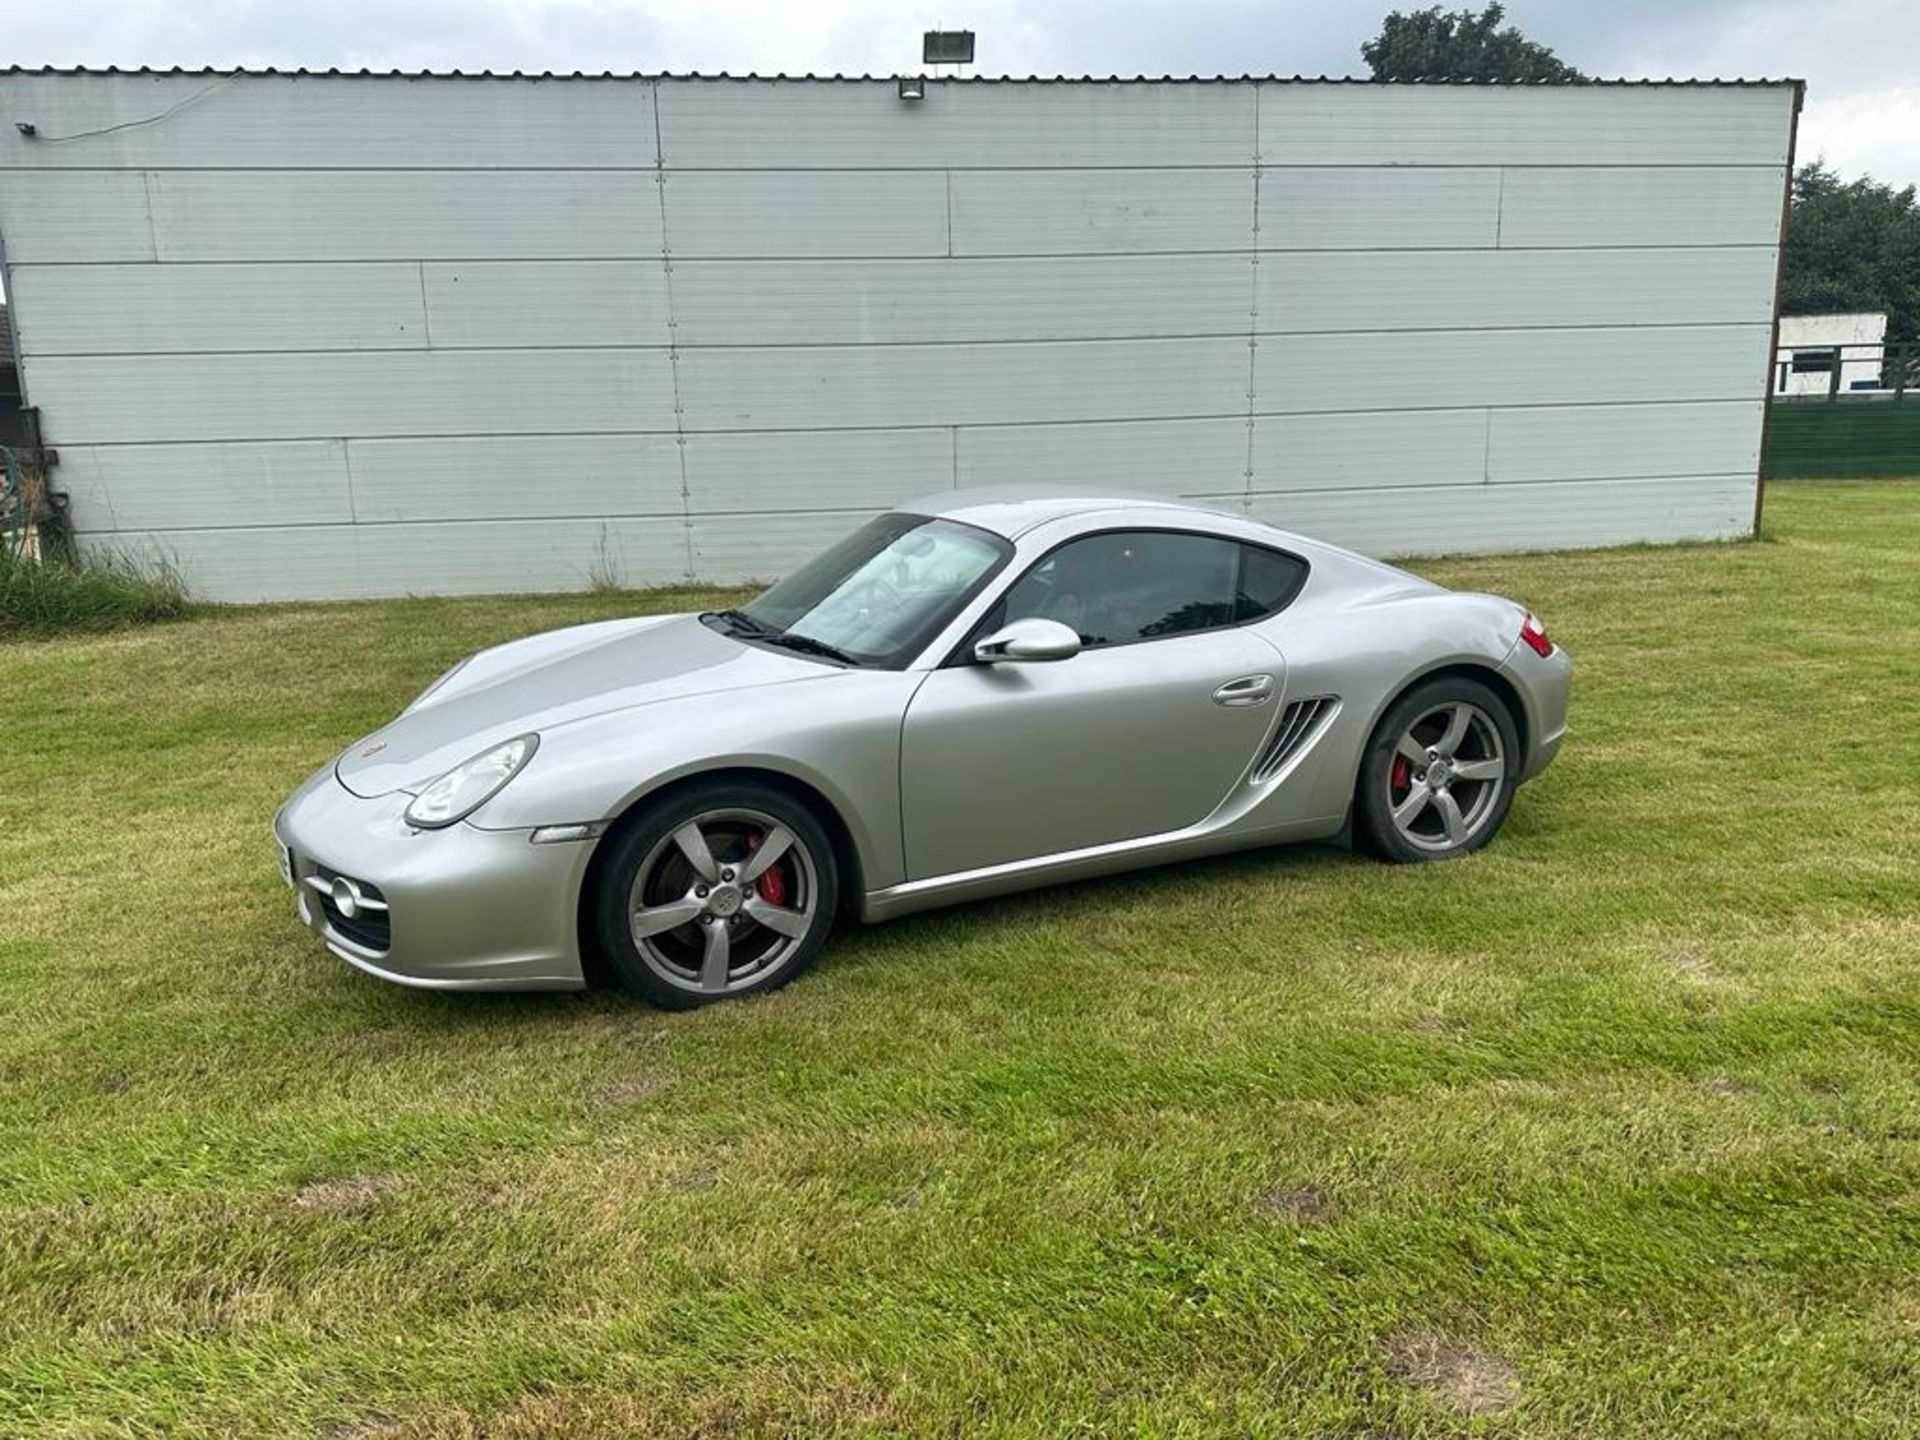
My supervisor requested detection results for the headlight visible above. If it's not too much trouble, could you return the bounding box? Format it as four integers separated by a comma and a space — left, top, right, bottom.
404, 735, 539, 829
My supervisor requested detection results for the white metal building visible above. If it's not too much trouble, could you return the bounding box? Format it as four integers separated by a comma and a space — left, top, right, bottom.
0, 70, 1799, 601
1773, 311, 1886, 395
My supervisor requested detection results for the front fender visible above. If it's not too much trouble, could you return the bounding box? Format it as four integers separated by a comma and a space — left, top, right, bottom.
469, 669, 926, 893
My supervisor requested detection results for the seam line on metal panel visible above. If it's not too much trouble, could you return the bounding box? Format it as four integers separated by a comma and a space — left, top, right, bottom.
0, 162, 1797, 174
137, 169, 161, 259
68, 504, 923, 536
1211, 471, 1760, 500
67, 473, 1764, 540
413, 261, 435, 347
1243, 82, 1261, 510
340, 438, 360, 522
2, 244, 1786, 267
22, 320, 1774, 359
649, 78, 695, 582
48, 396, 1770, 448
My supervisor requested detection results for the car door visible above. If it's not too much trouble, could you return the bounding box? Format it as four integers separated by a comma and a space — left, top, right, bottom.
898, 528, 1288, 880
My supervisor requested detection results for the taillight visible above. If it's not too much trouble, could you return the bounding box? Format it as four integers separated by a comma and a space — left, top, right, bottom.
1519, 612, 1554, 658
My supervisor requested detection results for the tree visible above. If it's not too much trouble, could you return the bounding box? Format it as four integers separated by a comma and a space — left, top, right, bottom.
1784, 161, 1920, 350
1361, 4, 1585, 84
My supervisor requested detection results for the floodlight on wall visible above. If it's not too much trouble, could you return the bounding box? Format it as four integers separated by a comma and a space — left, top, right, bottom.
923, 30, 975, 65
897, 76, 926, 101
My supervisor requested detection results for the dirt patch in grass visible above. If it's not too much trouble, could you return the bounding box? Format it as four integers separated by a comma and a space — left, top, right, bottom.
1669, 944, 1751, 999
293, 1176, 398, 1213
1387, 1331, 1521, 1415
1670, 945, 1719, 980
594, 1076, 667, 1105
1260, 1184, 1332, 1222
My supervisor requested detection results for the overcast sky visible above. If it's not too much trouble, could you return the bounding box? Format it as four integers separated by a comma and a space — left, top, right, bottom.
7, 0, 1915, 187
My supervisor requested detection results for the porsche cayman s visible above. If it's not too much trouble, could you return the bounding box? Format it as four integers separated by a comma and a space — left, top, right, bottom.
276, 492, 1570, 1008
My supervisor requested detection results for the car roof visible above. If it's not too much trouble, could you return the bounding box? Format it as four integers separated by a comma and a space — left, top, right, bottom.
897, 487, 1220, 539
894, 487, 1419, 594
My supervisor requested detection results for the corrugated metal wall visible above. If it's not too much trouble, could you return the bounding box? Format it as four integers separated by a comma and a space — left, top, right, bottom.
0, 73, 1796, 600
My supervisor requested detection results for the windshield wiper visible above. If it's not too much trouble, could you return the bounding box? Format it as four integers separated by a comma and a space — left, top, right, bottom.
761, 631, 860, 666
708, 607, 776, 637
707, 609, 860, 666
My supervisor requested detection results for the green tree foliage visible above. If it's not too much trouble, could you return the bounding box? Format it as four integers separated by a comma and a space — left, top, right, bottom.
1361, 4, 1585, 83
1784, 161, 1920, 347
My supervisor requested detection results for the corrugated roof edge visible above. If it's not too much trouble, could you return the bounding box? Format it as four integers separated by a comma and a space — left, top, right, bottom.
0, 67, 1804, 86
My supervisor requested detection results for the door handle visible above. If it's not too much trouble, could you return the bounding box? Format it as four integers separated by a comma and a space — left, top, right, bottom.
1212, 674, 1275, 707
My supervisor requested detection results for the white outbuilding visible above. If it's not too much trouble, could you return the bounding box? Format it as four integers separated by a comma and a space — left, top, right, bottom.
0, 70, 1801, 600
1773, 311, 1887, 395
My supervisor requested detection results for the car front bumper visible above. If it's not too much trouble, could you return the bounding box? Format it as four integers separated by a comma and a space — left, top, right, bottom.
273, 762, 592, 991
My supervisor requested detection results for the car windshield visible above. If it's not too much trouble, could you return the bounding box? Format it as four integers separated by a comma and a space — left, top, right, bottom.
718, 514, 1012, 668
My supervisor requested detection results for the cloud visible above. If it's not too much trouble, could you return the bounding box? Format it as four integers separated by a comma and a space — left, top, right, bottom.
1799, 86, 1920, 192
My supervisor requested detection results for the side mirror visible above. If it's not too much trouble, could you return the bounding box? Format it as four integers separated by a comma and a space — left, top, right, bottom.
973, 617, 1082, 664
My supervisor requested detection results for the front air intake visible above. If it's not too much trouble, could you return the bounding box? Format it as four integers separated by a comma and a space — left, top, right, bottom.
1251, 696, 1337, 784
304, 865, 392, 954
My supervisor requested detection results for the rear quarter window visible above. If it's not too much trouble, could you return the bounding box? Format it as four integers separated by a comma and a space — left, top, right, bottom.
1235, 543, 1309, 621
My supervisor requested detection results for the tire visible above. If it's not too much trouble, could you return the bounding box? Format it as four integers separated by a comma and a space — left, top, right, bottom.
1355, 675, 1520, 864
591, 779, 839, 1009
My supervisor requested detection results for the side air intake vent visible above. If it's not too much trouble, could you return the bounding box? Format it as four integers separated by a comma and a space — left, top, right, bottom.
1251, 696, 1337, 784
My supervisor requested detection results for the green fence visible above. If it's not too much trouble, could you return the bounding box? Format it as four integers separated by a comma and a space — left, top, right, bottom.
1764, 400, 1920, 479
1762, 339, 1920, 480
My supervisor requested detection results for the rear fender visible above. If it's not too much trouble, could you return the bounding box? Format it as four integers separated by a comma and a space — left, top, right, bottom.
1256, 591, 1524, 822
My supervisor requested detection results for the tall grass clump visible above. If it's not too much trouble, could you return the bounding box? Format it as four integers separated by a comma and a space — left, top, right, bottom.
0, 543, 190, 636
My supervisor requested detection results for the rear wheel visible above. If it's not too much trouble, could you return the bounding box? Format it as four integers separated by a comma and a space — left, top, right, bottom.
592, 780, 838, 1009
1355, 676, 1519, 863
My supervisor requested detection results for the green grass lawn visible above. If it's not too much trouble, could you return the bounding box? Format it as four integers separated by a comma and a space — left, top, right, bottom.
2, 481, 1917, 1438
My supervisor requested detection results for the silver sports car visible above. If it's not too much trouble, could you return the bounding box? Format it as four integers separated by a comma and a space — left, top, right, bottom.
276, 492, 1570, 1008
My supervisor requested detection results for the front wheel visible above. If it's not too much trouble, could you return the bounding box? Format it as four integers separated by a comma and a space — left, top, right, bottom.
1355, 676, 1520, 864
592, 780, 838, 1009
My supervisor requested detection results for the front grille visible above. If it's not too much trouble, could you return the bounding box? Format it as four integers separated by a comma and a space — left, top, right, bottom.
1251, 696, 1338, 784
305, 866, 392, 954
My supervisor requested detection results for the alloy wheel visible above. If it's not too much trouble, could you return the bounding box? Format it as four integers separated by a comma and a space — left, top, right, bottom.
626, 807, 818, 996
1385, 701, 1507, 853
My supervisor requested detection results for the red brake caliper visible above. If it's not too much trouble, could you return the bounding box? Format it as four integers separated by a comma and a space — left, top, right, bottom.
747, 830, 789, 907
1390, 755, 1410, 795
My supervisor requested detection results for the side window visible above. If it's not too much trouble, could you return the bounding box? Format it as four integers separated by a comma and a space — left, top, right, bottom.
999, 530, 1242, 648
1235, 542, 1308, 621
